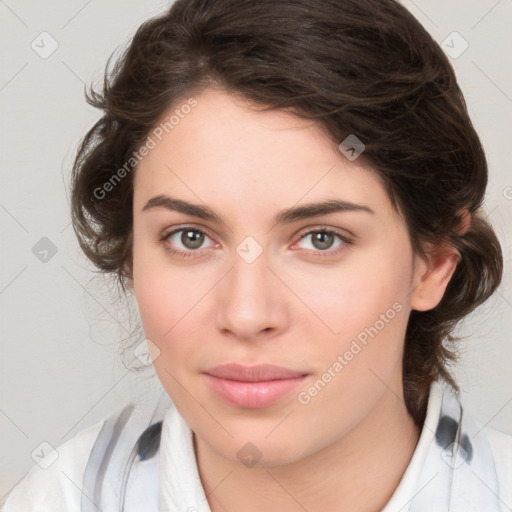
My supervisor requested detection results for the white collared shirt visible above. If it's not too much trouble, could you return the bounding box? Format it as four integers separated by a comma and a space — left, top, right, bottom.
2, 381, 511, 511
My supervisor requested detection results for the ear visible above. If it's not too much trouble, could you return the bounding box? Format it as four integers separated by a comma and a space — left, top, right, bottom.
410, 242, 460, 312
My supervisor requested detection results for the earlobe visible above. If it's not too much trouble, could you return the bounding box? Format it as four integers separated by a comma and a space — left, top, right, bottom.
410, 243, 460, 312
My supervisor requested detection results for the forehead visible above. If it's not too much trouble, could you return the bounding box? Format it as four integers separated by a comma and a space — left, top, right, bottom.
133, 88, 394, 222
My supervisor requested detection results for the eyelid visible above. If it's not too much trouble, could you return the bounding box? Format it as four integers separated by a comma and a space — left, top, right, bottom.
161, 223, 217, 241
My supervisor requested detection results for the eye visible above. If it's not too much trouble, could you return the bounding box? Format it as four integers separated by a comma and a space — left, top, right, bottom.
160, 226, 217, 257
294, 227, 351, 256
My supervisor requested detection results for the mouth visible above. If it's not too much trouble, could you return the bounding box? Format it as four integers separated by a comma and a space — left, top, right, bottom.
203, 363, 309, 408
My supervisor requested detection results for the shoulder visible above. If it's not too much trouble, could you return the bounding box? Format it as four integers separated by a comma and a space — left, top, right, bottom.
484, 425, 512, 511
1, 418, 105, 512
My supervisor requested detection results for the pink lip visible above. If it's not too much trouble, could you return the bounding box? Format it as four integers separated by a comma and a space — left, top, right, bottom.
203, 364, 308, 408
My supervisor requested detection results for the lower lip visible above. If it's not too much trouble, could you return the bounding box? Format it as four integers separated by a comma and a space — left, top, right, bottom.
204, 374, 308, 408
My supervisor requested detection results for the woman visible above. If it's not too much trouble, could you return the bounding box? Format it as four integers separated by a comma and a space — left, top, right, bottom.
2, 0, 510, 510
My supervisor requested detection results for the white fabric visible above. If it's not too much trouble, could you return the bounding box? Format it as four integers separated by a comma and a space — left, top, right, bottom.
2, 382, 511, 512
380, 381, 443, 512
1, 419, 103, 512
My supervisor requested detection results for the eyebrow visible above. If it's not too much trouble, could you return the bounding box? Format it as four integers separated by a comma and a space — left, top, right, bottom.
142, 194, 374, 225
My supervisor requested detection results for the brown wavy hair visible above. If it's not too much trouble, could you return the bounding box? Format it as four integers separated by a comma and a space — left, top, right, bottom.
70, 0, 503, 427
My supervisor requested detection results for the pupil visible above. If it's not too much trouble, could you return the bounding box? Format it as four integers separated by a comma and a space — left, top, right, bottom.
182, 230, 203, 249
314, 232, 333, 250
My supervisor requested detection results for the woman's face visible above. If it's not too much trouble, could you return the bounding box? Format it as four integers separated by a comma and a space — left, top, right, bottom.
131, 88, 437, 466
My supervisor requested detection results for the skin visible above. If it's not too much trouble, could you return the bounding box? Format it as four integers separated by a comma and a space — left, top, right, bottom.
129, 88, 461, 512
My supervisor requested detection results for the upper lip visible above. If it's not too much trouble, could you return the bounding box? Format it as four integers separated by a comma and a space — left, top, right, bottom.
204, 363, 307, 382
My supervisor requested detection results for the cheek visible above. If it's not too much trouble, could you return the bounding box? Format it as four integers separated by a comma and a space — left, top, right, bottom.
291, 263, 410, 427
132, 241, 213, 381
337, 256, 411, 386
132, 240, 186, 362
134, 271, 203, 349
133, 238, 196, 332
133, 262, 202, 404
285, 242, 412, 344
287, 245, 413, 412
133, 245, 169, 336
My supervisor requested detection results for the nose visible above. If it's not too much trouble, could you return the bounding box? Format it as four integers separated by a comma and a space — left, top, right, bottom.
214, 249, 290, 342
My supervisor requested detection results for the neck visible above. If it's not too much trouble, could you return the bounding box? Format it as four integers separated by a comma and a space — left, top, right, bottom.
194, 379, 422, 512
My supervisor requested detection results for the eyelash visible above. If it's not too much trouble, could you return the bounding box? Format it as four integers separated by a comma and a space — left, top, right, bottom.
159, 225, 352, 259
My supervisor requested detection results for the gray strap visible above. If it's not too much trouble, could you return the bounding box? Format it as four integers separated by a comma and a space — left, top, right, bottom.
81, 389, 171, 512
81, 404, 134, 512
409, 384, 501, 511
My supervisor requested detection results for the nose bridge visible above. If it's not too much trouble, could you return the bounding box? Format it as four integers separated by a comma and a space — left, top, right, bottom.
231, 247, 269, 299
214, 240, 286, 338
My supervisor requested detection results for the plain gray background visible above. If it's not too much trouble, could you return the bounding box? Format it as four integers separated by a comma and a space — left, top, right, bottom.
1, 0, 511, 498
